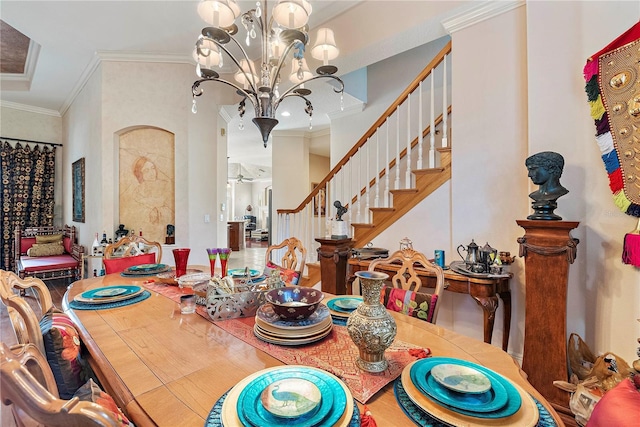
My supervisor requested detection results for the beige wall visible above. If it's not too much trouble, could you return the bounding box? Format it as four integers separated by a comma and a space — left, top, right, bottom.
309, 153, 330, 185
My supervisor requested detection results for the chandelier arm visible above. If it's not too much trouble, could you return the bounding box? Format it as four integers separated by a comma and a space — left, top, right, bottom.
269, 39, 305, 89
274, 75, 345, 111
192, 78, 259, 111
214, 33, 259, 94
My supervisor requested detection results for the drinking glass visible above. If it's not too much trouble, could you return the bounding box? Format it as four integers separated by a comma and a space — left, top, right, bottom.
219, 248, 231, 277
172, 248, 191, 278
206, 248, 218, 277
180, 294, 196, 314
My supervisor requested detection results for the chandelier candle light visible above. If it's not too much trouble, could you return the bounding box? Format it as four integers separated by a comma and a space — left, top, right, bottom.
191, 0, 345, 147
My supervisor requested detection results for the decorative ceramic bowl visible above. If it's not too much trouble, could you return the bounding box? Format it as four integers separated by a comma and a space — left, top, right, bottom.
265, 287, 324, 321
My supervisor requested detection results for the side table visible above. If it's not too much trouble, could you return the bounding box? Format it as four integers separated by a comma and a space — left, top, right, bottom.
81, 254, 104, 278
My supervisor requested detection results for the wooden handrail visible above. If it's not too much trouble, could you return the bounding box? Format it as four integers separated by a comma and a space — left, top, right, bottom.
278, 40, 452, 215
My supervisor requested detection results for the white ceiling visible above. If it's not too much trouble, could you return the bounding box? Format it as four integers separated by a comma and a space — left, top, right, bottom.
0, 1, 472, 170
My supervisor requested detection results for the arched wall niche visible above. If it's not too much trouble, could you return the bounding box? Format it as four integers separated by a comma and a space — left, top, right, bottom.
116, 125, 175, 243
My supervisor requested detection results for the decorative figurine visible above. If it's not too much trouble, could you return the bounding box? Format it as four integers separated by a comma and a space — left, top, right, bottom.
525, 151, 569, 220
114, 224, 129, 241
331, 201, 349, 239
166, 224, 175, 244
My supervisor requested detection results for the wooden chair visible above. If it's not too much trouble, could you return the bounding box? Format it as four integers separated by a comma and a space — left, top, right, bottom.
0, 342, 121, 427
265, 237, 307, 284
366, 247, 446, 323
0, 269, 52, 355
103, 235, 162, 274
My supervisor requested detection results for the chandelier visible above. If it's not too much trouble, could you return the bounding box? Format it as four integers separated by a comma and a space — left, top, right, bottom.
191, 0, 345, 147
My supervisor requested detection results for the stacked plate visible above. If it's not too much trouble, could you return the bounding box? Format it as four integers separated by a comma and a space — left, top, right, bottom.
254, 303, 333, 346
73, 285, 144, 305
220, 365, 355, 427
228, 268, 262, 278
121, 263, 169, 276
401, 357, 540, 426
325, 296, 363, 321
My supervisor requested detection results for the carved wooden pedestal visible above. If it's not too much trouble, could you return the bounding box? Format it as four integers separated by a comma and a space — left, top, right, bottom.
517, 220, 579, 426
315, 238, 355, 295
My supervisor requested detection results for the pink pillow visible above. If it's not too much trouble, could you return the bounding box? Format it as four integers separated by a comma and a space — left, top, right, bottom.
587, 379, 640, 427
103, 253, 156, 274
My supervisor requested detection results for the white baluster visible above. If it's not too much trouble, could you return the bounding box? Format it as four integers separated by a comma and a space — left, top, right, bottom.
385, 120, 390, 207
417, 81, 423, 169
375, 130, 380, 208
405, 95, 412, 188
395, 109, 400, 190
365, 139, 370, 222
442, 54, 448, 148
429, 72, 436, 168
356, 148, 361, 223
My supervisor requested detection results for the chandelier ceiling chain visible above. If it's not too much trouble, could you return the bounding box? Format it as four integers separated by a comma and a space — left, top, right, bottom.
191, 0, 345, 147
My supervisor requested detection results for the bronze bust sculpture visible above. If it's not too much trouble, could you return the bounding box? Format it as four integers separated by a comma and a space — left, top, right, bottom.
525, 151, 569, 220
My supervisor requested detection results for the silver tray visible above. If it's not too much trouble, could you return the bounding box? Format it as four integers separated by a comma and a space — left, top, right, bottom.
449, 261, 510, 279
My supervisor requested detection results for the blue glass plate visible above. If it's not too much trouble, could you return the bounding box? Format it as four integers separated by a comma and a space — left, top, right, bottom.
410, 357, 520, 418
228, 268, 261, 278
80, 285, 142, 300
127, 263, 164, 272
257, 303, 330, 329
327, 297, 362, 314
236, 368, 346, 427
410, 359, 507, 413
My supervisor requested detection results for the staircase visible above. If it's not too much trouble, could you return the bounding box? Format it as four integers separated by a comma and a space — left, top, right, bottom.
275, 41, 452, 287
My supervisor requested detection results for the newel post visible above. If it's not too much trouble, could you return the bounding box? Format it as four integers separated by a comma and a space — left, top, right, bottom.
517, 219, 579, 421
315, 237, 355, 295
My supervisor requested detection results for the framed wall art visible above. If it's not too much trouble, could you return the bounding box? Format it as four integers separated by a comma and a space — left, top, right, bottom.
72, 157, 85, 223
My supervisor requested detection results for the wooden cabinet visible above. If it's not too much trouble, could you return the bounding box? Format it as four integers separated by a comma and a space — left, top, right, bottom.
227, 221, 245, 251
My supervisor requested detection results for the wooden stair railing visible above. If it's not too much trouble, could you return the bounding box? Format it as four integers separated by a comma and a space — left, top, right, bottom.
277, 41, 452, 287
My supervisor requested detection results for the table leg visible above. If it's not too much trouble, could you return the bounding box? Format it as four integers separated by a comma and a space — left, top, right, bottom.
470, 295, 499, 346
499, 290, 511, 351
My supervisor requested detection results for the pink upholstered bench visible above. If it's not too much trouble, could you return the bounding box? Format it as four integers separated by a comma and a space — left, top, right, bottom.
14, 225, 85, 283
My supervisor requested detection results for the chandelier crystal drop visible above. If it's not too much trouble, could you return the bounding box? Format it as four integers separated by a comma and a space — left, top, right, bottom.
191, 0, 344, 147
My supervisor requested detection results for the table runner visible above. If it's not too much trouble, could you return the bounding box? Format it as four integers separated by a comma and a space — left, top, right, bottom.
142, 281, 425, 403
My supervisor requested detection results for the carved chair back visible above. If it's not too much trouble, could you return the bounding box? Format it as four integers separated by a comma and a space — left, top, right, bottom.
104, 235, 162, 262
265, 237, 307, 274
0, 342, 120, 427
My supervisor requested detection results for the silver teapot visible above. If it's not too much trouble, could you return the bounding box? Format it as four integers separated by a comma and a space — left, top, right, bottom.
457, 239, 480, 268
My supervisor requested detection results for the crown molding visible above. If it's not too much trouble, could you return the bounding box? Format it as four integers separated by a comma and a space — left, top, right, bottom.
59, 52, 193, 117
442, 0, 525, 34
0, 100, 61, 117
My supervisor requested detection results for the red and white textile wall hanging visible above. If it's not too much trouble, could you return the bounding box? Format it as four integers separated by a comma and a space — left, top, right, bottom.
584, 22, 640, 267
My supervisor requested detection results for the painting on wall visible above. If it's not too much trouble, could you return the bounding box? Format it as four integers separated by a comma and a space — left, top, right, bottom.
72, 158, 85, 223
119, 128, 175, 243
312, 182, 326, 217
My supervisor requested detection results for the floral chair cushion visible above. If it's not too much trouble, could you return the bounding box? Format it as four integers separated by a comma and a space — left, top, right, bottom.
380, 286, 438, 323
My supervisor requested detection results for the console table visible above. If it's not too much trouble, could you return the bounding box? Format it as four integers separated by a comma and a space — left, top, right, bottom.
348, 258, 512, 351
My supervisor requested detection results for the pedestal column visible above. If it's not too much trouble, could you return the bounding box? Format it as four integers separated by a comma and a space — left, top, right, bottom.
517, 220, 579, 423
315, 238, 355, 295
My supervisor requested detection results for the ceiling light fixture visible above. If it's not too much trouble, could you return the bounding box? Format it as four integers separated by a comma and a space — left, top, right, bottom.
191, 0, 344, 147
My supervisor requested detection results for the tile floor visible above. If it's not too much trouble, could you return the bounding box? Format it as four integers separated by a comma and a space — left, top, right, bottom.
0, 240, 267, 426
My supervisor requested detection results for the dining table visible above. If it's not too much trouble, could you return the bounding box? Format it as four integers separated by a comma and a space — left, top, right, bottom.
62, 267, 564, 427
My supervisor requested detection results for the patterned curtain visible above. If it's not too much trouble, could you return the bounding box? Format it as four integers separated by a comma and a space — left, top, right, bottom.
1, 141, 56, 272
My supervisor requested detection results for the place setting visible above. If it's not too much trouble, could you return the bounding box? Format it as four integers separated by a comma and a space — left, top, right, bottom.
119, 263, 170, 277
324, 295, 363, 325
253, 287, 333, 346
205, 365, 360, 427
396, 356, 543, 427
68, 284, 151, 310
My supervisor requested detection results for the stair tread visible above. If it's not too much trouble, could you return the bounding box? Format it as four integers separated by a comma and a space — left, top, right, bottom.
390, 188, 419, 194
370, 207, 395, 212
413, 167, 445, 174
351, 223, 375, 228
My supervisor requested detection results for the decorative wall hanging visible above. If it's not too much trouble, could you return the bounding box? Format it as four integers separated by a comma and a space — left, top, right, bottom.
72, 157, 85, 223
584, 22, 640, 266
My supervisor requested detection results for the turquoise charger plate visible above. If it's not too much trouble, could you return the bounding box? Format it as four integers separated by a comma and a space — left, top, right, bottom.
236, 368, 346, 427
410, 357, 521, 418
128, 263, 164, 272
326, 297, 362, 314
228, 268, 261, 278
80, 285, 141, 300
